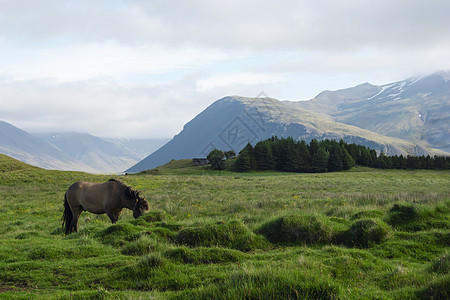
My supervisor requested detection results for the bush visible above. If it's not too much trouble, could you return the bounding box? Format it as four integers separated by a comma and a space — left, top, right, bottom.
256, 214, 333, 245
335, 219, 391, 248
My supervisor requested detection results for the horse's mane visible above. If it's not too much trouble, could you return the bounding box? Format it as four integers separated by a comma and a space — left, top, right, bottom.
109, 178, 141, 200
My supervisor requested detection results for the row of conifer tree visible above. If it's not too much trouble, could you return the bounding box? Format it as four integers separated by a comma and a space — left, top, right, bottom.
207, 137, 449, 173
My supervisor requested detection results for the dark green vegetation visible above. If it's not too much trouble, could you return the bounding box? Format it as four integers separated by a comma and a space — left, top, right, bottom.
213, 137, 449, 173
0, 153, 449, 299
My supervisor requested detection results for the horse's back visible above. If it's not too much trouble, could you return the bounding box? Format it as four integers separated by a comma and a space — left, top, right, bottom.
66, 181, 110, 214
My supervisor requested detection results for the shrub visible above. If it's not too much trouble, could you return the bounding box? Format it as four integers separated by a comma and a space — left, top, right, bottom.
335, 219, 391, 248
256, 214, 333, 245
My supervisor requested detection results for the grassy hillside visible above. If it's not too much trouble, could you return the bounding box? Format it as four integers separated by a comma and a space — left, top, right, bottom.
0, 154, 449, 299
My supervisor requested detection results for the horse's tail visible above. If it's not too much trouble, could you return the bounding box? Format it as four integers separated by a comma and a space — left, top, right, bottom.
62, 192, 73, 235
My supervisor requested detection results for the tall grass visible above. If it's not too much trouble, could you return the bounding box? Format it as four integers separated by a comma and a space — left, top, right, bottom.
0, 154, 449, 298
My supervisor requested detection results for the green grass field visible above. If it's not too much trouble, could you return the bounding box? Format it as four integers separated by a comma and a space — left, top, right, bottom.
0, 154, 449, 299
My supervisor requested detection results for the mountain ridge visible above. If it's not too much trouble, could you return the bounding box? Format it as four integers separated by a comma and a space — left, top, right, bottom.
128, 72, 449, 172
0, 121, 168, 173
2, 72, 448, 173
294, 71, 450, 152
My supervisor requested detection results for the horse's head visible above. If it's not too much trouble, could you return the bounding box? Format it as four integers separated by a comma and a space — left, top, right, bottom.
132, 192, 149, 219
133, 196, 149, 219
123, 185, 149, 218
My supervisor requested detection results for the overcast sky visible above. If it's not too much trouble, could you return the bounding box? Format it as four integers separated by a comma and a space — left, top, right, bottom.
1, 0, 450, 138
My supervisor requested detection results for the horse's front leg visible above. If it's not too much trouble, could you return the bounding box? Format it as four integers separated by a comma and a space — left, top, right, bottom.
106, 210, 121, 223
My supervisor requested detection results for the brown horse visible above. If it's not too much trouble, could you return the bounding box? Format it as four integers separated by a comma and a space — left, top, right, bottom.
62, 179, 149, 234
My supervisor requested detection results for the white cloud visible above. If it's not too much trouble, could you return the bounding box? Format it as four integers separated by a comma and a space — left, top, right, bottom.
197, 72, 285, 92
0, 41, 229, 82
0, 0, 449, 138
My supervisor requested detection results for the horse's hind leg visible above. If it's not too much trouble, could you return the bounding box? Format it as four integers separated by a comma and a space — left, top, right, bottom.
69, 207, 83, 233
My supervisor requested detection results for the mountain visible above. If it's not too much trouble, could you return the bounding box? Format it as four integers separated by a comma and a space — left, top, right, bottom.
127, 87, 448, 172
0, 121, 95, 172
294, 71, 450, 153
0, 121, 168, 173
35, 133, 168, 173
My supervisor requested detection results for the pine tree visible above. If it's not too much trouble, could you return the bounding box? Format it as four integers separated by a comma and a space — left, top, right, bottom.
406, 155, 418, 169
358, 147, 372, 166
273, 138, 289, 171
254, 141, 274, 170
235, 150, 251, 172
308, 139, 319, 156
311, 147, 329, 172
341, 147, 355, 170
240, 142, 256, 170
376, 153, 389, 169
398, 155, 407, 169
297, 140, 311, 172
433, 156, 446, 169
224, 150, 236, 159
327, 145, 343, 172
417, 156, 427, 169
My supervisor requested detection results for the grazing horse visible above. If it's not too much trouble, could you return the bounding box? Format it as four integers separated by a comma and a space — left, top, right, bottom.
62, 179, 149, 234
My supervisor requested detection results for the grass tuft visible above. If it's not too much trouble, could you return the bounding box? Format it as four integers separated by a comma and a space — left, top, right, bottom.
429, 252, 449, 274
387, 202, 450, 231
165, 246, 244, 264
415, 276, 450, 300
256, 213, 333, 245
122, 235, 165, 256
96, 223, 143, 247
141, 210, 167, 223
334, 219, 391, 248
175, 220, 266, 251
174, 267, 341, 299
351, 209, 384, 220
386, 203, 419, 227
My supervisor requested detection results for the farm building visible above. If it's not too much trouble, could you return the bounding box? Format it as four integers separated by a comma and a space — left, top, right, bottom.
192, 158, 208, 166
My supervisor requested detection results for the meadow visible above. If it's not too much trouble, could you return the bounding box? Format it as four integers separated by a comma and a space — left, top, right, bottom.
0, 155, 448, 299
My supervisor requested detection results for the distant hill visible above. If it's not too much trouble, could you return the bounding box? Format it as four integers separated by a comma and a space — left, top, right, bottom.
0, 120, 96, 172
0, 153, 40, 172
294, 71, 450, 153
35, 132, 168, 173
127, 86, 448, 173
0, 121, 168, 173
